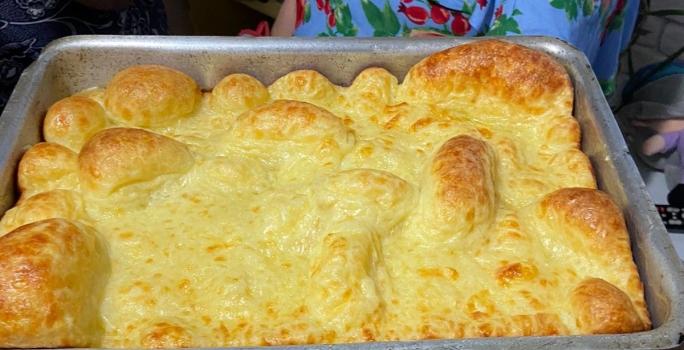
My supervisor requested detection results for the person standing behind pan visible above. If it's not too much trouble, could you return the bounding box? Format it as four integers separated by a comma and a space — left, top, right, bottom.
272, 0, 638, 96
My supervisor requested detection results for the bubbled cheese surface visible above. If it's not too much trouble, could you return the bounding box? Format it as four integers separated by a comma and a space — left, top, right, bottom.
0, 41, 650, 347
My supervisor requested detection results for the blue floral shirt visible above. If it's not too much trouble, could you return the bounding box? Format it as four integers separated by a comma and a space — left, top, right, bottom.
294, 0, 639, 95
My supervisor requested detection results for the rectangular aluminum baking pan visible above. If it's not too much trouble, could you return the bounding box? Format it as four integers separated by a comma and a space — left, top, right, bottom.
0, 35, 682, 350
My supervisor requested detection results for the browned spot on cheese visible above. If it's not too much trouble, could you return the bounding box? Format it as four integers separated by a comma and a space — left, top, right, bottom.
520, 290, 545, 309
478, 127, 493, 139
466, 290, 496, 319
206, 242, 233, 253
216, 322, 230, 341
420, 324, 440, 339
383, 116, 401, 130
118, 231, 134, 239
496, 262, 539, 287
178, 278, 191, 290
359, 145, 374, 158
132, 281, 151, 292
417, 267, 460, 281
342, 288, 353, 301
293, 305, 307, 316
504, 231, 524, 240
540, 279, 549, 287
409, 118, 434, 132
181, 193, 201, 204
362, 328, 375, 341
202, 315, 212, 325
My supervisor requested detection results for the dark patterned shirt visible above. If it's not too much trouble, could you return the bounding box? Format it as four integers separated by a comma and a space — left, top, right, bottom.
0, 0, 167, 112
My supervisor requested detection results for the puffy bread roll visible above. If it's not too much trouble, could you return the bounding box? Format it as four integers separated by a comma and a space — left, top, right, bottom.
374, 100, 413, 130
340, 137, 419, 183
17, 142, 79, 199
210, 73, 269, 115
0, 219, 109, 347
544, 148, 596, 189
528, 188, 650, 328
78, 128, 193, 194
485, 211, 531, 253
347, 68, 398, 114
490, 137, 549, 208
423, 135, 496, 234
104, 65, 201, 127
268, 70, 344, 109
231, 99, 355, 150
540, 114, 581, 148
307, 230, 385, 342
401, 40, 573, 117
43, 95, 107, 151
570, 278, 646, 334
0, 190, 85, 235
537, 188, 637, 260
316, 169, 413, 230
532, 114, 595, 189
493, 135, 596, 208
230, 100, 355, 182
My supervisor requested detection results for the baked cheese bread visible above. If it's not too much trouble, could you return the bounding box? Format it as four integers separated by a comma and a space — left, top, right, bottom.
0, 40, 650, 347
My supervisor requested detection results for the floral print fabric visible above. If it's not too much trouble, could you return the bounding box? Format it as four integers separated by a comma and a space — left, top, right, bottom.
294, 0, 638, 95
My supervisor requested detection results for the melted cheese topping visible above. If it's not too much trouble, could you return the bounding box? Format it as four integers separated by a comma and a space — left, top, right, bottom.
0, 42, 650, 347
81, 88, 594, 345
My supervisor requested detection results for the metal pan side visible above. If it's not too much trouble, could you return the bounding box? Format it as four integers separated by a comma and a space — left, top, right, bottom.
0, 35, 682, 350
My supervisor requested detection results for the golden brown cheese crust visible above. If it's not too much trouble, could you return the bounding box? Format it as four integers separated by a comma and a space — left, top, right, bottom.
232, 99, 353, 144
348, 68, 399, 115
104, 65, 201, 127
0, 40, 650, 347
0, 190, 85, 234
17, 142, 78, 199
44, 95, 107, 151
269, 70, 342, 108
211, 73, 270, 114
429, 135, 496, 232
538, 188, 629, 249
78, 128, 194, 195
532, 188, 650, 329
401, 39, 573, 117
571, 278, 645, 334
0, 219, 108, 347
